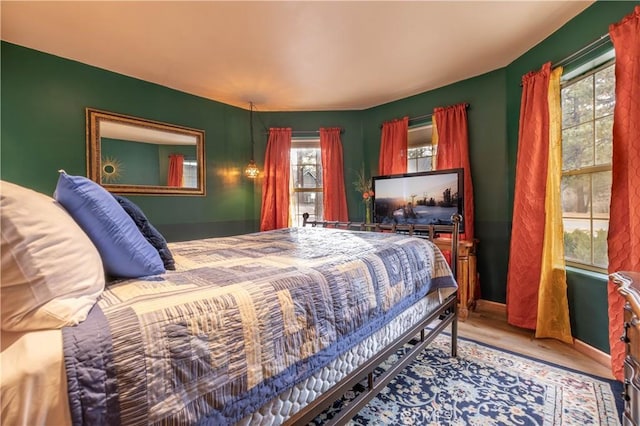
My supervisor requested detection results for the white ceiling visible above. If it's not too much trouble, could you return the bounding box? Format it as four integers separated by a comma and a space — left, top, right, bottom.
1, 1, 593, 112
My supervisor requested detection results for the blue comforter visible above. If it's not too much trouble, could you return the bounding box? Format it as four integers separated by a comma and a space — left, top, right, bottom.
62, 227, 456, 425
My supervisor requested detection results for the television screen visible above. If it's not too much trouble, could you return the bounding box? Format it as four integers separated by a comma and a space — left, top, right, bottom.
372, 168, 464, 233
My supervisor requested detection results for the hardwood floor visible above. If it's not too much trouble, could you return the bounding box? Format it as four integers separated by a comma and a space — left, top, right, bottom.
456, 300, 615, 380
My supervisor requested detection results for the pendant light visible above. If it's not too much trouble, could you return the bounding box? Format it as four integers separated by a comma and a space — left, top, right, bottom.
244, 102, 260, 179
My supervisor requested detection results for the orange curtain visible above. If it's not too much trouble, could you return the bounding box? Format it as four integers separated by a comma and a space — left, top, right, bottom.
167, 154, 184, 186
379, 117, 408, 175
506, 62, 552, 330
433, 103, 474, 242
607, 5, 640, 381
260, 128, 292, 231
320, 128, 349, 222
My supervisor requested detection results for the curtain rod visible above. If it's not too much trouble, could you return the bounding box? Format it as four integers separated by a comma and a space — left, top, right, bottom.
519, 33, 611, 87
553, 33, 611, 69
262, 128, 344, 136
380, 103, 470, 129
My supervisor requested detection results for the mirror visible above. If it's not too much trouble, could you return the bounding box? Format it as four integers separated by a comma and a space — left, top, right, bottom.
86, 108, 205, 195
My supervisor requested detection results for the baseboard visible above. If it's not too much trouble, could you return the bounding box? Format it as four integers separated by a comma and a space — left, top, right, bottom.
572, 339, 612, 369
475, 299, 506, 316
475, 299, 611, 370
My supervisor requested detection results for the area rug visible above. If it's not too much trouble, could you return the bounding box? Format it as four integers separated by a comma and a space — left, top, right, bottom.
312, 334, 623, 425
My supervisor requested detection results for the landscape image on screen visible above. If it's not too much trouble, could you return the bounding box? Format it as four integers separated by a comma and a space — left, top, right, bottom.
373, 172, 461, 227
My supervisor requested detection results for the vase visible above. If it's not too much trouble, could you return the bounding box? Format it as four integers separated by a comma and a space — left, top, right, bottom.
365, 204, 371, 224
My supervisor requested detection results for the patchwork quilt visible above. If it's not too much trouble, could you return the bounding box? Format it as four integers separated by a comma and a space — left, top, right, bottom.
62, 227, 457, 425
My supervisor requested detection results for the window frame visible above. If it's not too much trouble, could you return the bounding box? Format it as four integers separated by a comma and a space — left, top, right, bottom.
407, 123, 435, 173
560, 58, 615, 273
289, 137, 323, 227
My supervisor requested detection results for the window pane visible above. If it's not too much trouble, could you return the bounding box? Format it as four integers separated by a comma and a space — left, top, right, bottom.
290, 191, 323, 227
407, 146, 432, 173
292, 165, 321, 188
291, 147, 321, 189
595, 116, 613, 166
592, 171, 611, 216
595, 65, 615, 118
562, 174, 590, 215
563, 219, 591, 264
183, 160, 197, 188
562, 77, 594, 128
417, 157, 432, 172
408, 146, 432, 158
562, 122, 593, 170
560, 62, 613, 270
593, 219, 609, 268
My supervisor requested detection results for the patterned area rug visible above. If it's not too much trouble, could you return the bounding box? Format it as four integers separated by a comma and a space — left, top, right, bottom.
312, 334, 623, 425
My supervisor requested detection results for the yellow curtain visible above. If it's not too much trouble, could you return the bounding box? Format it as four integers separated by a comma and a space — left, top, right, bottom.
535, 66, 572, 344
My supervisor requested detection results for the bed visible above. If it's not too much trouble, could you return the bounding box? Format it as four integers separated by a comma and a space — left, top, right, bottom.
1, 177, 459, 426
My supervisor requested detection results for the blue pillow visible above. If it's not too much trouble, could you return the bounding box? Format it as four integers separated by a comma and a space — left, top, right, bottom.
54, 171, 165, 278
112, 195, 175, 270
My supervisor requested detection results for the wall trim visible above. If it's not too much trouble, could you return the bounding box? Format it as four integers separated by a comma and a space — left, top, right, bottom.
475, 299, 611, 369
475, 299, 506, 316
572, 338, 612, 369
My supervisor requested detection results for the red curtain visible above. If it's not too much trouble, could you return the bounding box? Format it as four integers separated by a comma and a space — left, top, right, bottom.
506, 62, 552, 330
320, 128, 349, 222
607, 5, 640, 381
167, 154, 184, 186
260, 128, 292, 231
379, 117, 408, 175
434, 103, 474, 241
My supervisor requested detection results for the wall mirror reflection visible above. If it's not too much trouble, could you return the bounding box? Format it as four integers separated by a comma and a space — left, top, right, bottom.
86, 108, 205, 195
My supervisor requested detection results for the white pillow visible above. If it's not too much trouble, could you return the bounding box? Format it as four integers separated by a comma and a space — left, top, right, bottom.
1, 180, 105, 331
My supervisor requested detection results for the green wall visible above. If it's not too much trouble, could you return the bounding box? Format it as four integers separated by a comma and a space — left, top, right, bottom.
102, 138, 160, 185
1, 1, 636, 353
1, 42, 260, 240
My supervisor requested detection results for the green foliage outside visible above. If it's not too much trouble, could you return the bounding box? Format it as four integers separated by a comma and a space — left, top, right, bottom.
564, 228, 608, 268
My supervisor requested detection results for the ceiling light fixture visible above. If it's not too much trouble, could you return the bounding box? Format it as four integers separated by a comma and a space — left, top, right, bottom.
244, 101, 260, 179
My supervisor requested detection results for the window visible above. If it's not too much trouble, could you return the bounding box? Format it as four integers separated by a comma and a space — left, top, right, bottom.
561, 59, 615, 271
407, 124, 435, 173
290, 139, 323, 227
183, 159, 198, 188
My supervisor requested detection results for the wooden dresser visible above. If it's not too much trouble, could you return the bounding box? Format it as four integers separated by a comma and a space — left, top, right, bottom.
611, 271, 640, 426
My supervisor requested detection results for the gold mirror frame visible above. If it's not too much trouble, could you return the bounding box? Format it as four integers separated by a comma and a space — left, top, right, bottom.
86, 108, 206, 195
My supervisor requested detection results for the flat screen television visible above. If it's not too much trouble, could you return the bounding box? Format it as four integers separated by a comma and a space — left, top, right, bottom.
372, 168, 464, 233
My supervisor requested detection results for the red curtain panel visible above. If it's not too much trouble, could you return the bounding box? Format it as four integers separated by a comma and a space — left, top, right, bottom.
434, 103, 475, 242
379, 117, 408, 175
260, 128, 292, 231
167, 154, 184, 186
506, 62, 552, 330
607, 5, 640, 381
320, 128, 349, 222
